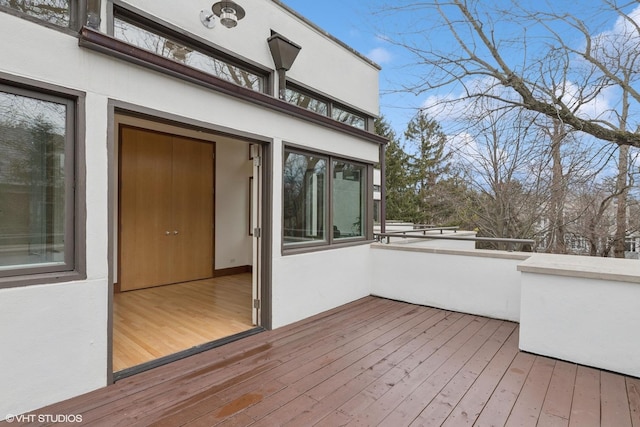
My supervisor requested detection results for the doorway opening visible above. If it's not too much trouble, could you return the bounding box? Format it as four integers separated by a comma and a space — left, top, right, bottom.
112, 115, 265, 376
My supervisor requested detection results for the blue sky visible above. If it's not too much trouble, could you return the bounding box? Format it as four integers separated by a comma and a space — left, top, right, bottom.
281, 1, 416, 135
280, 1, 638, 145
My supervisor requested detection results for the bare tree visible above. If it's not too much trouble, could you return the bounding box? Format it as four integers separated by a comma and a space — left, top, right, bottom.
381, 0, 640, 256
382, 0, 640, 148
452, 100, 546, 249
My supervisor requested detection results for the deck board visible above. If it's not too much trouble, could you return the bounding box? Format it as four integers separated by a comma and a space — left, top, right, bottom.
537, 360, 577, 427
25, 296, 640, 427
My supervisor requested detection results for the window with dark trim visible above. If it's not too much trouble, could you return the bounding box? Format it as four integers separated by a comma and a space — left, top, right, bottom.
0, 83, 76, 279
0, 0, 80, 29
284, 84, 369, 130
283, 147, 368, 250
112, 7, 265, 92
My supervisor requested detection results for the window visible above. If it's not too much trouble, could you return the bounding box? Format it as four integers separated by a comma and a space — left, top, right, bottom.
332, 105, 366, 130
332, 160, 365, 239
0, 83, 76, 279
284, 83, 370, 131
283, 148, 368, 250
0, 0, 75, 28
284, 87, 328, 116
113, 10, 264, 92
283, 151, 327, 245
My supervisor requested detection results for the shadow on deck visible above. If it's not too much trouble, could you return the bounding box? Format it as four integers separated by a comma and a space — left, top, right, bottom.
29, 297, 640, 426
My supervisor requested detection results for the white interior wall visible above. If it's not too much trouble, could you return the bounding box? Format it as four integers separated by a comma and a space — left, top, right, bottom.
215, 139, 253, 270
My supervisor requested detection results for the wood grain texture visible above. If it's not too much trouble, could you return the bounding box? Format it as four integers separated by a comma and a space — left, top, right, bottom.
119, 127, 174, 291
34, 297, 640, 427
113, 273, 252, 372
119, 127, 214, 291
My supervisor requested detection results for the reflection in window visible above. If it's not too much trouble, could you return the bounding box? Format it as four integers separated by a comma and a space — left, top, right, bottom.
283, 151, 326, 245
284, 88, 328, 116
332, 106, 366, 130
0, 89, 68, 271
0, 0, 70, 27
113, 17, 263, 92
333, 161, 365, 239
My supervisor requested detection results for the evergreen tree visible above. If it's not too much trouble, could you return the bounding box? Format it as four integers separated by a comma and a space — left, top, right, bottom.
404, 111, 452, 224
374, 116, 417, 221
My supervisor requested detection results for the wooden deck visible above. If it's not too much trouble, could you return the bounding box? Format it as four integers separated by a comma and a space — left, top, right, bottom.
32, 297, 640, 426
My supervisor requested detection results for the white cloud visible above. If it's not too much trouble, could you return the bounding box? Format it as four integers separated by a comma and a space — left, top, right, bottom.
367, 47, 392, 64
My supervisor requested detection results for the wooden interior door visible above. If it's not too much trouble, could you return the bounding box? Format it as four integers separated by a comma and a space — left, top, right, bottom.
119, 127, 174, 291
119, 127, 214, 291
171, 136, 214, 283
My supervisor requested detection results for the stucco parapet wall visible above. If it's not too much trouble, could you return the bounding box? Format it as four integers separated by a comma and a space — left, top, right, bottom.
270, 0, 381, 70
371, 242, 531, 261
517, 253, 640, 284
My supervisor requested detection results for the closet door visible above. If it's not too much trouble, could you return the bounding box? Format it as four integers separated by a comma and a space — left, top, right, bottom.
171, 137, 214, 283
119, 127, 174, 291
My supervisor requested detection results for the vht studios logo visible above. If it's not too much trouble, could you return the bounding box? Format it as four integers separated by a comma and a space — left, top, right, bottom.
5, 413, 83, 423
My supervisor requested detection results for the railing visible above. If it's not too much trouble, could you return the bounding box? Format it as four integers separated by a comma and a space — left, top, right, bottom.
383, 225, 460, 236
374, 230, 535, 252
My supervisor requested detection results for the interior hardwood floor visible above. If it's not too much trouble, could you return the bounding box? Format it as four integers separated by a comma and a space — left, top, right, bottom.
113, 273, 253, 372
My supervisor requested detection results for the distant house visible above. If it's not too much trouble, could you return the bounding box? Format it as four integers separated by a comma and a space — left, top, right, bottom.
0, 0, 385, 416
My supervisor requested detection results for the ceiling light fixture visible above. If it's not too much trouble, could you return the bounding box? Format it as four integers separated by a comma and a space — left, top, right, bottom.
200, 1, 246, 29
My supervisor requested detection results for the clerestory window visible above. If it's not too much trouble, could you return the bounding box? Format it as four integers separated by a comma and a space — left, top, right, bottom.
284, 84, 368, 130
113, 7, 265, 92
0, 0, 80, 30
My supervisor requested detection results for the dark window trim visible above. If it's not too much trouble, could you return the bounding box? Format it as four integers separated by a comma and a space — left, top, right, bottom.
0, 72, 86, 289
78, 27, 387, 146
282, 144, 373, 255
109, 0, 271, 95
286, 81, 371, 131
0, 0, 84, 34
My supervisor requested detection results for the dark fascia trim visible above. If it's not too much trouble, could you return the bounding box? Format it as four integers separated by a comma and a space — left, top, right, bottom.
269, 0, 381, 71
78, 27, 387, 146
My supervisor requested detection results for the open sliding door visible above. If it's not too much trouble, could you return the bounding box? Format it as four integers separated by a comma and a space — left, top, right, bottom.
251, 144, 262, 325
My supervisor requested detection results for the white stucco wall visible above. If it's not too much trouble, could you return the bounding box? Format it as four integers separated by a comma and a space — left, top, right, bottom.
370, 244, 528, 322
518, 254, 640, 378
271, 245, 373, 328
0, 280, 108, 418
0, 0, 381, 416
120, 0, 380, 115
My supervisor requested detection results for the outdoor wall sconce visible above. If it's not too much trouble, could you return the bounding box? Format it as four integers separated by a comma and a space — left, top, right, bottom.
268, 32, 302, 99
200, 1, 246, 29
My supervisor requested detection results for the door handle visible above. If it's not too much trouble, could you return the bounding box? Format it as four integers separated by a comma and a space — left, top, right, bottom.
174, 230, 179, 235
165, 231, 171, 236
